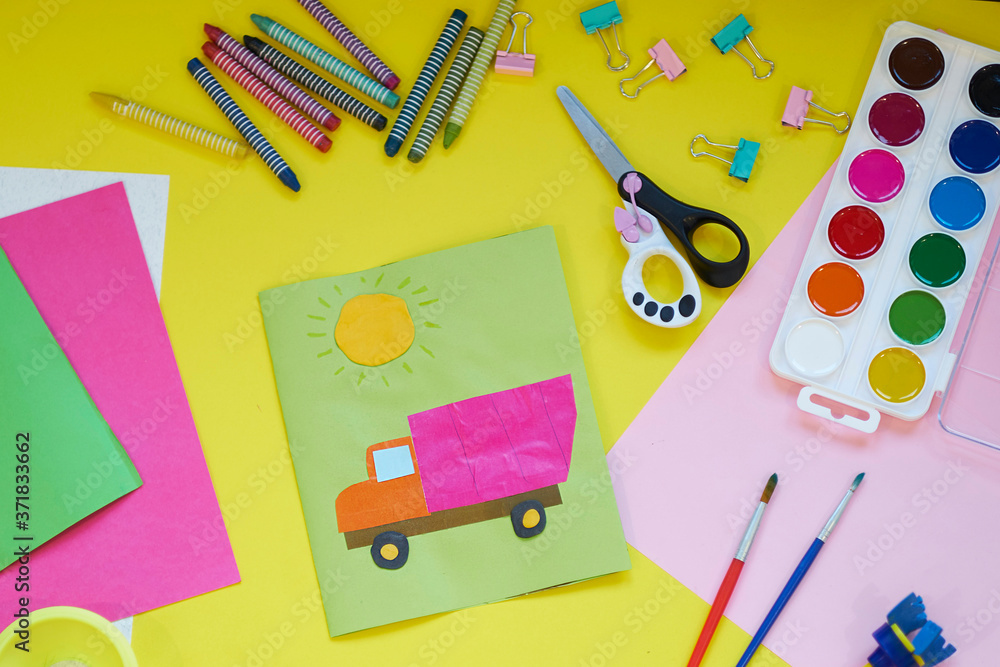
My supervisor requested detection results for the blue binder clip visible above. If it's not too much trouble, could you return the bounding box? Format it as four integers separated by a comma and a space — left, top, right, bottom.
580, 1, 630, 71
690, 134, 760, 182
711, 14, 774, 80
867, 593, 956, 667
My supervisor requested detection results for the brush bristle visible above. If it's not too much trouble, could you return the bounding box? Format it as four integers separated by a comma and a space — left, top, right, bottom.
761, 473, 778, 503
851, 472, 865, 491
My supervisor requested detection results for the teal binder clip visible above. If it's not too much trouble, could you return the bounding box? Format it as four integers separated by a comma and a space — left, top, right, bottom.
711, 14, 774, 79
690, 134, 760, 182
580, 1, 630, 71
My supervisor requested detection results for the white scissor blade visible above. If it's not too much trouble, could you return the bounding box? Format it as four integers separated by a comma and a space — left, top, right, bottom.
556, 85, 634, 184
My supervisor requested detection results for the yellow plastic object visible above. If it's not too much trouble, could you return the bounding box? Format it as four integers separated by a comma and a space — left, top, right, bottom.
0, 606, 137, 667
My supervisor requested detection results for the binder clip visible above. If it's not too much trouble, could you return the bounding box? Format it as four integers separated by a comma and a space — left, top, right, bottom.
867, 593, 956, 667
690, 134, 760, 182
496, 12, 535, 76
711, 14, 774, 80
580, 1, 630, 72
782, 86, 851, 133
619, 39, 685, 98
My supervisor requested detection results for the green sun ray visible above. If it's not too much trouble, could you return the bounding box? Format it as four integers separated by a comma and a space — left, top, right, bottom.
307, 314, 326, 321
357, 372, 366, 386
424, 322, 441, 329
402, 363, 412, 374
333, 285, 342, 295
317, 349, 333, 358
418, 299, 438, 306
420, 345, 435, 358
307, 332, 327, 338
334, 367, 345, 375
411, 285, 428, 295
375, 273, 384, 287
382, 377, 389, 387
317, 297, 331, 308
398, 277, 411, 289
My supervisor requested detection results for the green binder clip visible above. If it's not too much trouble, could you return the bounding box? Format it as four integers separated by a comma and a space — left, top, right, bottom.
690, 134, 760, 182
711, 14, 774, 80
580, 2, 630, 72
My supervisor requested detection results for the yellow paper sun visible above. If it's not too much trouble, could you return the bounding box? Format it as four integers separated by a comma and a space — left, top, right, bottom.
307, 274, 441, 387
334, 294, 414, 366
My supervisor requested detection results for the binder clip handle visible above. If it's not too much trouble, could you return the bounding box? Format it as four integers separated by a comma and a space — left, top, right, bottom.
496, 12, 536, 76
619, 39, 686, 98
782, 86, 852, 134
711, 14, 774, 80
502, 11, 531, 55
690, 134, 760, 182
580, 2, 630, 72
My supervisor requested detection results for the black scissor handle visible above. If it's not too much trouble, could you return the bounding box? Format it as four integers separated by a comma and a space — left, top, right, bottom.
617, 171, 750, 288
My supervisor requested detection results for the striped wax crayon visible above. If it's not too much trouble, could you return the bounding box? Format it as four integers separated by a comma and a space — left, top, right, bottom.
408, 27, 484, 163
384, 10, 466, 158
250, 14, 399, 109
444, 0, 517, 149
244, 36, 387, 132
204, 23, 340, 131
186, 58, 300, 192
202, 43, 332, 153
295, 0, 400, 90
90, 92, 249, 159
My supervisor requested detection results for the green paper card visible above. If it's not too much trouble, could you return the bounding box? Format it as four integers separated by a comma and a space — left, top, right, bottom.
261, 227, 631, 636
0, 248, 141, 568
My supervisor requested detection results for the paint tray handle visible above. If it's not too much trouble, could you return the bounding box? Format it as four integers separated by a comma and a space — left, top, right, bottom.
797, 387, 881, 433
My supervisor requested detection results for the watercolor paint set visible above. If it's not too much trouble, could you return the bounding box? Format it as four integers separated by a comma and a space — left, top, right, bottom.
770, 22, 1000, 436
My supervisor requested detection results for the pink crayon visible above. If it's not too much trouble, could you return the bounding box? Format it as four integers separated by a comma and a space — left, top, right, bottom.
205, 23, 339, 132
295, 0, 400, 90
202, 43, 331, 153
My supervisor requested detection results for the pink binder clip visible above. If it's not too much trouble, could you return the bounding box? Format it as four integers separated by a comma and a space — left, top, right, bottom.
496, 12, 535, 77
782, 85, 851, 133
619, 39, 685, 98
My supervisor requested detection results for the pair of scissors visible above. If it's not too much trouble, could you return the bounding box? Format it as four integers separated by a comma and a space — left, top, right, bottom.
556, 86, 750, 328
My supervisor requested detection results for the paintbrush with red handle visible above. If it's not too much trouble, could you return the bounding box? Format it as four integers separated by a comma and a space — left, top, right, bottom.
685, 473, 778, 667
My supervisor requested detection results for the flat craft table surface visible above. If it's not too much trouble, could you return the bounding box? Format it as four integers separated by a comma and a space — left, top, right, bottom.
2, 0, 998, 665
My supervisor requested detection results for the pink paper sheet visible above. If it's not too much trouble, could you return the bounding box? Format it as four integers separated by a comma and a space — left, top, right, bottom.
608, 164, 1000, 667
409, 375, 575, 512
0, 184, 239, 620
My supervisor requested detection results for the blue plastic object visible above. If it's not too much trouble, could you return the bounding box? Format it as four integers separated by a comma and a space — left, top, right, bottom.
711, 14, 753, 53
867, 594, 956, 667
580, 1, 622, 33
887, 593, 927, 634
730, 139, 760, 182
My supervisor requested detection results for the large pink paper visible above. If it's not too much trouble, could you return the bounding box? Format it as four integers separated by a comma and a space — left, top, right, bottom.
409, 375, 575, 512
0, 184, 239, 620
609, 164, 1000, 667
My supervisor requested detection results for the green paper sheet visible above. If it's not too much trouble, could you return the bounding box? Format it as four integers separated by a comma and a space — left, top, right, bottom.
261, 227, 631, 636
0, 248, 141, 568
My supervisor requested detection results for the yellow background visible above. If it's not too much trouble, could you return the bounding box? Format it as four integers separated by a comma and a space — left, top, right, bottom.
2, 0, 998, 664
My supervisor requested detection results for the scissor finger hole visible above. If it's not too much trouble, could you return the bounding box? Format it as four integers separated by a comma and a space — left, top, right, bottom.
641, 256, 684, 304
691, 221, 741, 263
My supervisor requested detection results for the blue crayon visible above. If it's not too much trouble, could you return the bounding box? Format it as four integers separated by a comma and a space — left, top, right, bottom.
384, 9, 466, 157
186, 58, 300, 192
